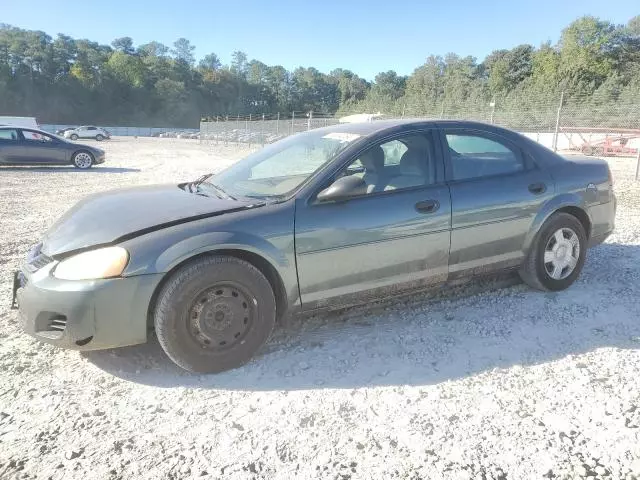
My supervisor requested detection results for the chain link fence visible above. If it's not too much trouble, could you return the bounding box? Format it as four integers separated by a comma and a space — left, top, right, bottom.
200, 94, 640, 159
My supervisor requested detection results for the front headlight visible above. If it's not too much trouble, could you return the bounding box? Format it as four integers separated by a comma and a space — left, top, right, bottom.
53, 246, 129, 280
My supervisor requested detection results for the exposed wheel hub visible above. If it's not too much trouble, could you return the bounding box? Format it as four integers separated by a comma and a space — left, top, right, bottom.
188, 284, 253, 350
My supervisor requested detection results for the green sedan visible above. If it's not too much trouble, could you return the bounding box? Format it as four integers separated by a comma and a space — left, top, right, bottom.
13, 120, 616, 373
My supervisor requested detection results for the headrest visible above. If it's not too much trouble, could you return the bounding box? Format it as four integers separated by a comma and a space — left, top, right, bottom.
360, 145, 385, 171
399, 150, 424, 176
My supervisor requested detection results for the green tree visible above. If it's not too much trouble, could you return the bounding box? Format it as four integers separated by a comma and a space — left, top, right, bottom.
199, 53, 221, 71
172, 38, 195, 65
111, 37, 134, 54
230, 50, 248, 78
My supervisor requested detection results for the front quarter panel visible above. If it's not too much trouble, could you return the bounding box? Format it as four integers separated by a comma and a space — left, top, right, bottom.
119, 200, 299, 308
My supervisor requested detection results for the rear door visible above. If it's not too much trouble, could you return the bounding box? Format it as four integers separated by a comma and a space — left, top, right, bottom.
83, 126, 97, 138
20, 129, 68, 164
295, 130, 451, 310
441, 128, 554, 278
0, 129, 27, 164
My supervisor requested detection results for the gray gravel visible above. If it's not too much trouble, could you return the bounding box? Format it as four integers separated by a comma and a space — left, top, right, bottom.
1, 138, 640, 480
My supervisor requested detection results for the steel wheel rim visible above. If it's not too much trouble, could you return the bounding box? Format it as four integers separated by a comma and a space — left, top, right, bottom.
544, 227, 580, 280
187, 282, 255, 351
74, 153, 92, 168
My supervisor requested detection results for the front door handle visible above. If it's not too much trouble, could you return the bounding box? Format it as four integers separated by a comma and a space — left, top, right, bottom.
528, 183, 547, 194
415, 200, 439, 214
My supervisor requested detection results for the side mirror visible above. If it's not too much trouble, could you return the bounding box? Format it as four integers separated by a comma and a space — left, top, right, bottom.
316, 175, 367, 203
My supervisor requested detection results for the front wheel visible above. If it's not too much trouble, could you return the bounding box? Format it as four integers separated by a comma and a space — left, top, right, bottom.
70, 134, 78, 140
95, 134, 104, 141
72, 151, 94, 169
154, 255, 276, 373
519, 213, 587, 291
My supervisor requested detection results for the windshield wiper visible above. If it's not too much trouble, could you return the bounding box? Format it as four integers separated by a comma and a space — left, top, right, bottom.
198, 181, 236, 200
190, 174, 211, 189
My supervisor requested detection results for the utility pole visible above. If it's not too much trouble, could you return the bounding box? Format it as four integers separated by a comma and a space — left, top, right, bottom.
490, 98, 496, 124
552, 91, 564, 152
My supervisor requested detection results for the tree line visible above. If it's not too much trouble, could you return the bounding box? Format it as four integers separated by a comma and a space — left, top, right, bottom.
0, 15, 638, 128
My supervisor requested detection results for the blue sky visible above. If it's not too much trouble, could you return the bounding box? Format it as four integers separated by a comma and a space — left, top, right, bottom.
3, 0, 637, 80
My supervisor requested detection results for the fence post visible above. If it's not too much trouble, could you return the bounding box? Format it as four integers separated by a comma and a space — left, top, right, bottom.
291, 111, 295, 135
261, 113, 265, 145
276, 112, 280, 135
635, 149, 640, 181
552, 91, 564, 152
490, 99, 496, 124
307, 111, 313, 131
402, 104, 406, 118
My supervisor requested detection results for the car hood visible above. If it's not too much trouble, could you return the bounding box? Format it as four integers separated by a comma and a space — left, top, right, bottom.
41, 184, 261, 257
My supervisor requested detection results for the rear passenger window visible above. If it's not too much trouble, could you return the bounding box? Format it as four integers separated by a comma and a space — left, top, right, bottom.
446, 133, 523, 181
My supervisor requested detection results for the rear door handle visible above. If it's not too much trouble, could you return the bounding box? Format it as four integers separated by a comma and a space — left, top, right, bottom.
415, 200, 439, 214
528, 183, 546, 194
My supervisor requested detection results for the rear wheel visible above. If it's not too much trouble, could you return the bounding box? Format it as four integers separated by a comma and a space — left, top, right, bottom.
581, 145, 593, 155
95, 134, 104, 141
519, 213, 587, 291
594, 146, 605, 156
72, 151, 93, 169
154, 255, 276, 373
70, 134, 78, 141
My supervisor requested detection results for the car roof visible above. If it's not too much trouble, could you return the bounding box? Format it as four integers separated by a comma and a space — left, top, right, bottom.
0, 125, 66, 137
309, 118, 518, 137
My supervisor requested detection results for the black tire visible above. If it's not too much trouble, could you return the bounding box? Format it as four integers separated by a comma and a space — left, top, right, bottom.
72, 150, 94, 169
154, 255, 276, 373
594, 146, 605, 156
519, 212, 587, 291
70, 134, 78, 140
95, 134, 104, 141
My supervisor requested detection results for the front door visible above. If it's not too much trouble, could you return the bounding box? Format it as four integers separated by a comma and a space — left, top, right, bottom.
20, 130, 68, 164
295, 130, 451, 310
442, 128, 555, 278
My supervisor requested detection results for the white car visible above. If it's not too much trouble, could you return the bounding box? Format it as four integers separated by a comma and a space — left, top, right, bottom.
64, 126, 111, 141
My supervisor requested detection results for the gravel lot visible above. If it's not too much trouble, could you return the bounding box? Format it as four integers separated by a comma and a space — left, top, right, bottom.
1, 138, 640, 480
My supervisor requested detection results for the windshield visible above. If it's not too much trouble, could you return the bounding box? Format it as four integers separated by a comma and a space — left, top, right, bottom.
203, 129, 361, 199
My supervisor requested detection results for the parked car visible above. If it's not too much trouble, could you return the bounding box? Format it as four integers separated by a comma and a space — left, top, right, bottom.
0, 126, 105, 168
13, 120, 616, 373
55, 127, 76, 136
64, 126, 111, 141
0, 116, 39, 129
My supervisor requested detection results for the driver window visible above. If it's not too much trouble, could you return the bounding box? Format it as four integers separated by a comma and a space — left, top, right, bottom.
338, 133, 435, 195
22, 131, 54, 143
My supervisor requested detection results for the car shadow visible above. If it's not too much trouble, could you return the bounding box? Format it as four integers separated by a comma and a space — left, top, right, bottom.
84, 242, 640, 391
0, 166, 140, 173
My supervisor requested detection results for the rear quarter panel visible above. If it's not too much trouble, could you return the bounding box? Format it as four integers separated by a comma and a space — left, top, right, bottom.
523, 155, 614, 250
